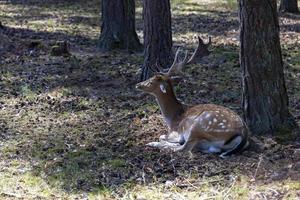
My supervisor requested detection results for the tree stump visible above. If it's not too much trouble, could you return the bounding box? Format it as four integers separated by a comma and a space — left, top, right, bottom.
50, 41, 70, 57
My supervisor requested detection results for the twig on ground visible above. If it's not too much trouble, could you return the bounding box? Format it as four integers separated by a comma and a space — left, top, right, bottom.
222, 175, 237, 200
142, 165, 146, 184
252, 154, 264, 181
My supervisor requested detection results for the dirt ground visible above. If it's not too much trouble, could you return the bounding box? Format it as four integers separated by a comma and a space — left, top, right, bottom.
0, 0, 300, 199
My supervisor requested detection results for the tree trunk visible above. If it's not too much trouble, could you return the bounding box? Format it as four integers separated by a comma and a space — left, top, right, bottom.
238, 0, 295, 134
279, 0, 299, 13
140, 0, 173, 81
98, 0, 142, 52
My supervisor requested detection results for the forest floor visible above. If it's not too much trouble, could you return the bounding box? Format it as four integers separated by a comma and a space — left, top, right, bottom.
0, 0, 300, 199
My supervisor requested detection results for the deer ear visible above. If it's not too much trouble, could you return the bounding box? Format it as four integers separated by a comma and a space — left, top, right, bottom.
170, 75, 183, 84
160, 84, 167, 93
170, 75, 182, 81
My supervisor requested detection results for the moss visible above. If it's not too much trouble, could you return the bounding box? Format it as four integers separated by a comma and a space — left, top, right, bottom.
1, 145, 17, 154
20, 85, 38, 101
232, 186, 250, 198
107, 158, 126, 169
88, 186, 111, 200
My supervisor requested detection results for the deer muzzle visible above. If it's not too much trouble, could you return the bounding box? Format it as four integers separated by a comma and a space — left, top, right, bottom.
135, 82, 144, 91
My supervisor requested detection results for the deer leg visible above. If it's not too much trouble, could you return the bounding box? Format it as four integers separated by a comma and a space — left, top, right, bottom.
148, 132, 183, 149
219, 136, 243, 158
170, 140, 198, 152
159, 131, 184, 144
168, 128, 199, 152
146, 140, 181, 149
159, 134, 167, 141
168, 131, 184, 144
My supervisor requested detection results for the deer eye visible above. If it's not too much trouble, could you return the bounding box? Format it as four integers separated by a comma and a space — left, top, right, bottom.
156, 76, 164, 81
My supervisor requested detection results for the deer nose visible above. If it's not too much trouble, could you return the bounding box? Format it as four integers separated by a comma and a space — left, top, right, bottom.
136, 82, 142, 90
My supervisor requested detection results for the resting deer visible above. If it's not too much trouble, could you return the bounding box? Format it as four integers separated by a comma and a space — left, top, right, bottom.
136, 36, 250, 157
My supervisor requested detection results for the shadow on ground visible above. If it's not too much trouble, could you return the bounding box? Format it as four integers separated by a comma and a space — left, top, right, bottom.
1, 0, 300, 198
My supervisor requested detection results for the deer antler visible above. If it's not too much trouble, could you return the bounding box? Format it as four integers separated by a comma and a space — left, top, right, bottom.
166, 48, 189, 76
149, 59, 169, 73
166, 36, 211, 77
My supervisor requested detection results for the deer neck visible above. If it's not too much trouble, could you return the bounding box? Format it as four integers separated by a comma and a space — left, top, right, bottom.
155, 89, 184, 130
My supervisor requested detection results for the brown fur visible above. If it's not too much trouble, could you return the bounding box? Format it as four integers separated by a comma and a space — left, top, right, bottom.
136, 74, 250, 155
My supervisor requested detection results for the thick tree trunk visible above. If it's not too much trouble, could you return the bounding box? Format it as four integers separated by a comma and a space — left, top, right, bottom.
98, 0, 142, 52
279, 0, 299, 13
140, 0, 173, 81
238, 0, 295, 134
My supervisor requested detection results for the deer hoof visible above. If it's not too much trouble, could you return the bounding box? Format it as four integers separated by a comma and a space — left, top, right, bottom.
159, 135, 167, 141
219, 153, 229, 159
146, 142, 161, 147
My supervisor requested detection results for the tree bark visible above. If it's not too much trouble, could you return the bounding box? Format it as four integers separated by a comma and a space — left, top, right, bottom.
279, 0, 299, 13
98, 0, 142, 52
238, 0, 295, 134
140, 0, 173, 81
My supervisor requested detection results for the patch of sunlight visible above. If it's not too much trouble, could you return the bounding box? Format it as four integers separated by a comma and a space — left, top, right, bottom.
124, 183, 220, 200
173, 32, 210, 45
88, 187, 111, 200
247, 179, 300, 199
0, 161, 98, 199
136, 6, 143, 15
25, 19, 97, 35
176, 0, 238, 11
27, 19, 57, 28
1, 145, 17, 155
116, 174, 300, 199
47, 87, 72, 99
0, 172, 57, 198
284, 180, 300, 190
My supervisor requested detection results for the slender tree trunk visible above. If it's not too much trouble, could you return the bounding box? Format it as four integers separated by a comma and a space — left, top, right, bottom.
141, 0, 173, 81
98, 0, 142, 52
238, 0, 295, 134
279, 0, 299, 13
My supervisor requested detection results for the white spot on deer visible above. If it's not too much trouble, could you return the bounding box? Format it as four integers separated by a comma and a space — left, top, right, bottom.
216, 110, 220, 113
228, 124, 231, 127
221, 125, 226, 129
213, 118, 217, 123
159, 84, 167, 93
208, 121, 212, 125
219, 123, 224, 126
205, 113, 211, 118
201, 124, 207, 129
214, 129, 223, 132
223, 119, 227, 123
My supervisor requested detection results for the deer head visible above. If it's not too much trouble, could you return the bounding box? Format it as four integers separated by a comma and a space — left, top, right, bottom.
136, 36, 211, 95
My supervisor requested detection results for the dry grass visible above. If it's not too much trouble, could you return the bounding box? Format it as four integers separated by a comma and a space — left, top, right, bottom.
0, 0, 300, 199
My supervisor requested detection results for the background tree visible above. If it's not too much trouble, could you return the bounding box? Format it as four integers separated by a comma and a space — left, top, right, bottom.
238, 0, 295, 134
279, 0, 299, 13
140, 0, 173, 81
98, 0, 142, 52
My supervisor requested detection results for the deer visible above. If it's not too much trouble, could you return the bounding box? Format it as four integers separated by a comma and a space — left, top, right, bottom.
136, 36, 250, 158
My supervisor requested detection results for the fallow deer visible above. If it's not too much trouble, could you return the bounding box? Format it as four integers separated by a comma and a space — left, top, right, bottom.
136, 36, 250, 157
